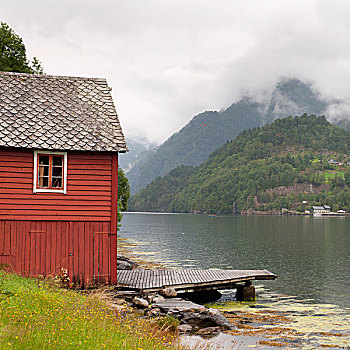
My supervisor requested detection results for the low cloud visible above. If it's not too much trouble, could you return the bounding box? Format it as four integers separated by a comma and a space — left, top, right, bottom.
3, 0, 350, 143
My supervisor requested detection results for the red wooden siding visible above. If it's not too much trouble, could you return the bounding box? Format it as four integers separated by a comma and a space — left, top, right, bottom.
0, 149, 112, 221
0, 220, 111, 285
0, 147, 119, 285
110, 153, 118, 284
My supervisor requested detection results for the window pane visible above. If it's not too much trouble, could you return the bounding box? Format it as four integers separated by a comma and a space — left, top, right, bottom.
38, 154, 49, 188
38, 155, 49, 166
52, 167, 62, 177
39, 165, 49, 177
52, 156, 63, 166
39, 176, 49, 188
52, 177, 62, 188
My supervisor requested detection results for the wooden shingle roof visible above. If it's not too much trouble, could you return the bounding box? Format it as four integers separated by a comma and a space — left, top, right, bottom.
0, 71, 127, 152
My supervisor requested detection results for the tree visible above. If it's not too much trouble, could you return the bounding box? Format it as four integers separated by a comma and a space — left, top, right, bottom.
118, 168, 130, 227
0, 22, 43, 74
344, 168, 350, 187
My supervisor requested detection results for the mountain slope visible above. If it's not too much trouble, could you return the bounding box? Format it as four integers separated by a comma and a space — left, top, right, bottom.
129, 115, 350, 214
127, 78, 348, 194
127, 99, 264, 194
128, 165, 194, 212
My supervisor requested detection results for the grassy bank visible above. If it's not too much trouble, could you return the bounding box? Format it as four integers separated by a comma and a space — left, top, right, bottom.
0, 271, 185, 350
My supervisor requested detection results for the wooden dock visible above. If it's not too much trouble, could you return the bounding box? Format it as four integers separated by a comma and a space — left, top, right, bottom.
117, 269, 277, 293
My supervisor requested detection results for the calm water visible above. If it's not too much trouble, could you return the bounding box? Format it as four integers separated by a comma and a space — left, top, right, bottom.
120, 213, 350, 308
120, 213, 350, 348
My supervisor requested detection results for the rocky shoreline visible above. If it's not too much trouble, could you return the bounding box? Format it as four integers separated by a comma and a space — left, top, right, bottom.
115, 253, 233, 336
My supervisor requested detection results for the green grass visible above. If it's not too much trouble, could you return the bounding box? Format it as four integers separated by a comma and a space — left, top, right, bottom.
323, 170, 345, 183
0, 271, 185, 350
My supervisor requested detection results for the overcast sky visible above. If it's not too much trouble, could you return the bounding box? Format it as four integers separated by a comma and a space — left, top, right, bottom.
2, 0, 350, 144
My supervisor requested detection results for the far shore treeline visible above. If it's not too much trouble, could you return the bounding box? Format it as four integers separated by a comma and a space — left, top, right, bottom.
129, 114, 350, 214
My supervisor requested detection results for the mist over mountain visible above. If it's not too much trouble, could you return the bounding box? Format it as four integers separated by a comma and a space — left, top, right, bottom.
119, 139, 157, 172
129, 115, 350, 214
126, 78, 350, 194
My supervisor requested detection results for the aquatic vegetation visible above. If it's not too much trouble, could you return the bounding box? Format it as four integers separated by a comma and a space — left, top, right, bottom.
208, 296, 350, 349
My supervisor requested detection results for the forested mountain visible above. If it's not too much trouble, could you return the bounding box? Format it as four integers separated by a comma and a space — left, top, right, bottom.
128, 165, 194, 212
127, 99, 263, 194
127, 78, 346, 194
129, 115, 350, 214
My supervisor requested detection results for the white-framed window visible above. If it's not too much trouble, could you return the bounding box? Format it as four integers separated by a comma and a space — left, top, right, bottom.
33, 150, 67, 194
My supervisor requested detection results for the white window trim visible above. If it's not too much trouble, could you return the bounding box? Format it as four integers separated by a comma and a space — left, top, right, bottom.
33, 150, 67, 194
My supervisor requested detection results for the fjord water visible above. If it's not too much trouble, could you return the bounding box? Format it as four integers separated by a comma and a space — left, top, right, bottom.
120, 213, 350, 309
120, 213, 350, 348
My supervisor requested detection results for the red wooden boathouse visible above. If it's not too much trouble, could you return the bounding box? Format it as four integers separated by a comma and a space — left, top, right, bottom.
0, 71, 127, 285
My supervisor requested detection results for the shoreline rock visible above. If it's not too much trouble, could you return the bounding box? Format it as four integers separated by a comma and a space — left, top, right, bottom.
117, 254, 138, 270
116, 252, 233, 335
114, 288, 234, 335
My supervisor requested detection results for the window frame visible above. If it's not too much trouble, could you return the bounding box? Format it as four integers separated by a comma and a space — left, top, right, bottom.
33, 150, 67, 194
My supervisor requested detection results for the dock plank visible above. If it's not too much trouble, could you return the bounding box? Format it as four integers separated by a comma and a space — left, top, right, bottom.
117, 269, 276, 292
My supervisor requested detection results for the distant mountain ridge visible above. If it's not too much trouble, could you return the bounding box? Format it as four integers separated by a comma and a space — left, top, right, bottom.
129, 115, 350, 214
127, 78, 349, 194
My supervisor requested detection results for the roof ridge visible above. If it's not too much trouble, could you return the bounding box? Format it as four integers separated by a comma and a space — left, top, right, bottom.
0, 71, 108, 84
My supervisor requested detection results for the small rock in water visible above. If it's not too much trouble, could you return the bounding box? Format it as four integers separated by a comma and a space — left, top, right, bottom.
117, 255, 138, 270
249, 304, 267, 309
117, 260, 133, 270
206, 308, 233, 330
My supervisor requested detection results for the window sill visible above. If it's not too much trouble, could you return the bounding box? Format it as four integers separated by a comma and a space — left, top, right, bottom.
34, 188, 66, 194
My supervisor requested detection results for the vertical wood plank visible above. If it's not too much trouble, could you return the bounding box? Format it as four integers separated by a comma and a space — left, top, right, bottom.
105, 222, 111, 284
84, 222, 90, 286
43, 223, 47, 276
0, 222, 3, 255
3, 222, 11, 255
34, 223, 40, 276
68, 222, 73, 286
45, 222, 51, 275
9, 221, 14, 266
77, 221, 84, 285
72, 222, 77, 280
21, 221, 26, 274
29, 223, 34, 275
62, 221, 68, 272
24, 221, 30, 276
50, 221, 56, 275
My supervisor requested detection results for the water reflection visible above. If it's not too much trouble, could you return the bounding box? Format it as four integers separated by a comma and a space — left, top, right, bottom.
120, 213, 350, 308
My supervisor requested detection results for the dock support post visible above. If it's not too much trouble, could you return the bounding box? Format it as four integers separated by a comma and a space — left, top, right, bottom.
235, 280, 256, 301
